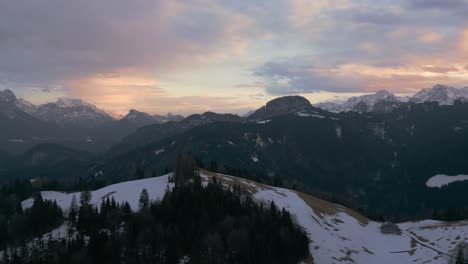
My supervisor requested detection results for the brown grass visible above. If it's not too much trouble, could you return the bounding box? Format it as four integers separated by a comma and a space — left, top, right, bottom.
296, 192, 369, 226
200, 169, 272, 194
202, 169, 370, 226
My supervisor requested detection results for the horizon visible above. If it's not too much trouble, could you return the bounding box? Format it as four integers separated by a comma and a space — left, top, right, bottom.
1, 1, 468, 115
3, 84, 465, 117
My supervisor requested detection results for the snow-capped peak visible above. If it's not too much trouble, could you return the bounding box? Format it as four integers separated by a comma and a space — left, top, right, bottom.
123, 109, 154, 121
55, 98, 96, 109
16, 98, 37, 115
409, 84, 468, 105
319, 90, 400, 113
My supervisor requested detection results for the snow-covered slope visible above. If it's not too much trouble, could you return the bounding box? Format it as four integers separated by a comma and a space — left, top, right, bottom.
22, 171, 468, 264
315, 85, 468, 113
0, 89, 37, 115
16, 98, 37, 115
120, 109, 157, 126
410, 85, 468, 105
35, 98, 114, 126
22, 174, 173, 212
152, 112, 185, 123
426, 174, 468, 188
315, 90, 402, 113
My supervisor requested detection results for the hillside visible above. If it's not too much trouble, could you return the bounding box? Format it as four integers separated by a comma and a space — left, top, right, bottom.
22, 171, 468, 264
92, 101, 468, 221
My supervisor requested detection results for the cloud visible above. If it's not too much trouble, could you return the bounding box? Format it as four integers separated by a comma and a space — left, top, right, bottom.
421, 66, 458, 73
0, 0, 261, 85
420, 32, 443, 43
408, 0, 468, 10
2, 0, 468, 111
254, 61, 366, 94
255, 58, 468, 95
351, 9, 406, 25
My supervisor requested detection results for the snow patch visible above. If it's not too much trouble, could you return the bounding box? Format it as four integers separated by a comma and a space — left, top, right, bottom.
22, 174, 174, 212
8, 139, 25, 143
426, 174, 468, 188
251, 154, 259, 163
257, 120, 271, 124
336, 127, 342, 139
154, 148, 165, 155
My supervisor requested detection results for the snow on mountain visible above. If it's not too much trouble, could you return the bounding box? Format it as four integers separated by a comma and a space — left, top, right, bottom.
152, 112, 184, 123
22, 174, 173, 212
0, 89, 38, 116
22, 171, 468, 264
15, 98, 37, 115
315, 90, 401, 113
410, 84, 468, 105
121, 109, 155, 125
313, 101, 342, 112
315, 85, 468, 113
426, 174, 468, 188
0, 89, 17, 103
35, 98, 114, 126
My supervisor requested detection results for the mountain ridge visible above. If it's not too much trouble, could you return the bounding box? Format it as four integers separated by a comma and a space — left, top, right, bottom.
19, 170, 468, 264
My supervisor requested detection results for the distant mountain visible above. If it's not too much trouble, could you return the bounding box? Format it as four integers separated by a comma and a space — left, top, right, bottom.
35, 98, 114, 127
315, 85, 468, 113
120, 109, 156, 126
248, 95, 311, 120
16, 98, 37, 115
0, 90, 166, 153
152, 112, 184, 123
242, 109, 255, 117
97, 101, 468, 222
0, 89, 65, 153
315, 90, 402, 113
0, 143, 94, 181
409, 84, 468, 105
248, 95, 328, 121
109, 111, 242, 154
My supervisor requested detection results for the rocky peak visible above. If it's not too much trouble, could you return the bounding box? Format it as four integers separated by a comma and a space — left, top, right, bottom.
410, 84, 460, 105
0, 89, 17, 103
249, 96, 313, 120
123, 109, 154, 121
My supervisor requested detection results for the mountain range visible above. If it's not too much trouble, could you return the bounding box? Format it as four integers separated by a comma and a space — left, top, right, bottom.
314, 84, 468, 113
2, 84, 468, 222
0, 89, 184, 153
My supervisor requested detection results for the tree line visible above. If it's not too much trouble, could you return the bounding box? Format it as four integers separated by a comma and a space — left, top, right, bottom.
2, 154, 310, 263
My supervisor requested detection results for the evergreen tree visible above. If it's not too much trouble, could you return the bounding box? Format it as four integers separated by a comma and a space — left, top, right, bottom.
457, 247, 466, 264
138, 189, 149, 209
69, 194, 78, 224
79, 191, 92, 207
174, 153, 197, 186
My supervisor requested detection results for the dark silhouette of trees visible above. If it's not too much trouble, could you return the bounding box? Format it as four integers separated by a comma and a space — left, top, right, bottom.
138, 188, 149, 209
4, 178, 309, 264
457, 247, 466, 264
173, 153, 197, 186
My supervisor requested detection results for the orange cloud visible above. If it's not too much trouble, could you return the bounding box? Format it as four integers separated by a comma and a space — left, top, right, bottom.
64, 69, 269, 115
460, 29, 468, 52
420, 32, 442, 43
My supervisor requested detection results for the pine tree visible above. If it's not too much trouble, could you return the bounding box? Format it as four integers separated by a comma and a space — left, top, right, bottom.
69, 194, 78, 224
80, 191, 92, 207
139, 189, 149, 209
456, 247, 465, 264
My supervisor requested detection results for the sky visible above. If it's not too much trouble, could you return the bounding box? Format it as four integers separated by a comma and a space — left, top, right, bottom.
1, 0, 468, 115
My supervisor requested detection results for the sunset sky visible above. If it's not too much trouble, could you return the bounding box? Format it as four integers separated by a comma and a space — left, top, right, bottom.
1, 0, 468, 115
